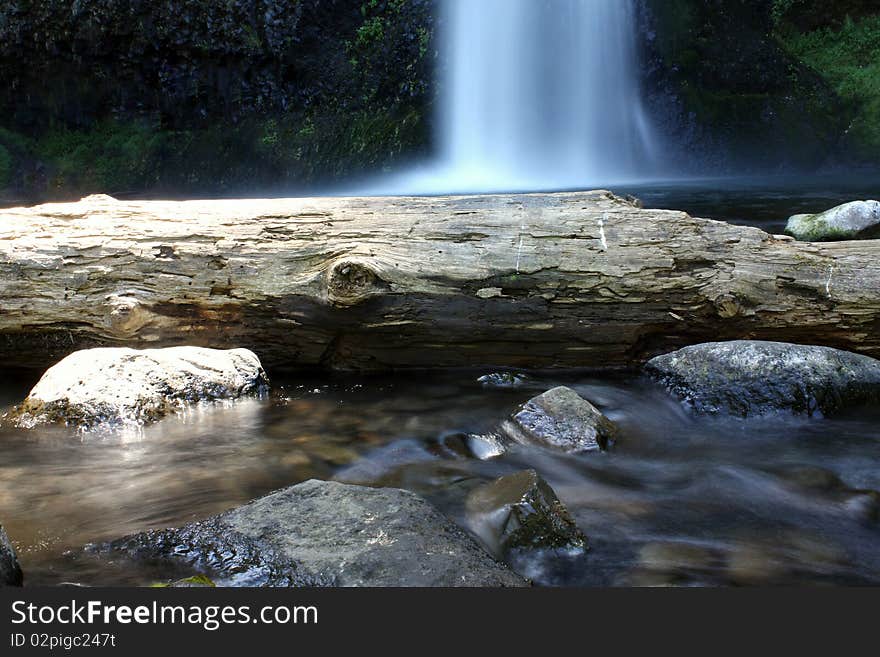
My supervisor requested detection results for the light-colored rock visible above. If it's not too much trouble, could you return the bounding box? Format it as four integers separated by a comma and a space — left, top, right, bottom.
646, 340, 880, 417
786, 200, 880, 241
466, 470, 586, 558
108, 480, 527, 587
1, 524, 23, 587
502, 386, 618, 453
9, 346, 268, 429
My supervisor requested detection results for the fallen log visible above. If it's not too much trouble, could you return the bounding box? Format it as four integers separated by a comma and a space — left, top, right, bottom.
1, 191, 879, 372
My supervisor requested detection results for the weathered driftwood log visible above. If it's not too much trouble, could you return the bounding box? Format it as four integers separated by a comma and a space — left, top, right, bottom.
1, 191, 879, 372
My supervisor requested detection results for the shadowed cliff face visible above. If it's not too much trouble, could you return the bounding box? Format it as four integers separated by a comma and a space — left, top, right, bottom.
639, 0, 846, 172
0, 0, 878, 202
639, 0, 880, 173
0, 0, 438, 200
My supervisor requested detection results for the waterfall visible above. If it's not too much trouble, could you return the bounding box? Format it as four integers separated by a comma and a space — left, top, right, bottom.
365, 0, 660, 194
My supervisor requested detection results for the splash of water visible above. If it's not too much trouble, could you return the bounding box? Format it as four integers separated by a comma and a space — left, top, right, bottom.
370, 0, 660, 195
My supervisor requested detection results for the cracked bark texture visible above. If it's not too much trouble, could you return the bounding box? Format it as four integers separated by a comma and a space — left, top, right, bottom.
1, 191, 879, 372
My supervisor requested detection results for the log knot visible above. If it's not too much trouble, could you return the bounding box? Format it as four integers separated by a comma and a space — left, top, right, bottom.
327, 259, 386, 307
714, 294, 743, 319
106, 295, 152, 335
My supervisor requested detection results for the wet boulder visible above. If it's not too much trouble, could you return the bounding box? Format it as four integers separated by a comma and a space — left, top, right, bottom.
785, 200, 880, 242
8, 347, 269, 429
107, 480, 526, 587
466, 470, 587, 558
501, 386, 618, 453
1, 524, 23, 587
646, 341, 880, 417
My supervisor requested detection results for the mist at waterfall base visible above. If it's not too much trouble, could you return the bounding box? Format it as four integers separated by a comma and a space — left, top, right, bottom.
358, 0, 663, 196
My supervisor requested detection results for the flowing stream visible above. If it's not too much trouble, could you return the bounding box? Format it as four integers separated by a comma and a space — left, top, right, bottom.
2, 369, 879, 587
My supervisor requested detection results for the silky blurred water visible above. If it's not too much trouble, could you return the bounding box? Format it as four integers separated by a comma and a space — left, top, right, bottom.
1, 368, 878, 587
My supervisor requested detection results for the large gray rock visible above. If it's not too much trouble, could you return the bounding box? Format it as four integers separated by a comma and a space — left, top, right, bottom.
466, 470, 587, 558
9, 346, 269, 429
501, 386, 618, 453
647, 341, 880, 417
785, 200, 880, 242
1, 524, 23, 587
108, 480, 527, 587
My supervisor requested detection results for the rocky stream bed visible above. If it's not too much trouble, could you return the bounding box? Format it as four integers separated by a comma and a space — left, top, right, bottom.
1, 340, 879, 587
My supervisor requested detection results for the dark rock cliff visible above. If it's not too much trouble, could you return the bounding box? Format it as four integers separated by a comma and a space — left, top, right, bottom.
0, 0, 877, 201
0, 0, 438, 200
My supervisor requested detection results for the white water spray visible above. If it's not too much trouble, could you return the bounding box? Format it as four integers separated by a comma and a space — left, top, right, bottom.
375, 0, 660, 194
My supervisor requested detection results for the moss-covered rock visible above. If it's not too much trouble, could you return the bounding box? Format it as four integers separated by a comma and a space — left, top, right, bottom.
785, 200, 880, 241
466, 470, 587, 558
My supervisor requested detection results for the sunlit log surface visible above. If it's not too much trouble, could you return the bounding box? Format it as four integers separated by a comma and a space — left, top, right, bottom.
1, 191, 879, 372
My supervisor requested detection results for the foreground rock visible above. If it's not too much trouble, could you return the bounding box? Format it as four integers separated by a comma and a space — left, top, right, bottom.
9, 347, 268, 429
108, 480, 526, 587
1, 524, 23, 587
466, 470, 586, 559
647, 341, 880, 417
786, 200, 880, 242
501, 387, 618, 453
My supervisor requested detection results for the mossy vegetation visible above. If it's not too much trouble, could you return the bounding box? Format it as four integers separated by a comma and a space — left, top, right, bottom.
0, 0, 436, 201
643, 0, 849, 170
777, 13, 880, 161
0, 145, 11, 189
150, 574, 216, 588
1, 0, 878, 199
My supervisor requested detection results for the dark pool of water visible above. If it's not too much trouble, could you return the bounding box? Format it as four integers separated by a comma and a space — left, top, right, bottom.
616, 174, 880, 235
2, 369, 879, 587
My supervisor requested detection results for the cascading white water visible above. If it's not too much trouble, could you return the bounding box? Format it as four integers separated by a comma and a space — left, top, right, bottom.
373, 0, 660, 194
441, 0, 658, 190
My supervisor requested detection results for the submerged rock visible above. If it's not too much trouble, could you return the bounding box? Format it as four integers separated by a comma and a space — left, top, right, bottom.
646, 341, 880, 417
774, 466, 880, 525
108, 480, 526, 587
9, 346, 269, 429
466, 470, 587, 558
477, 372, 531, 388
785, 200, 880, 242
1, 524, 23, 587
501, 386, 618, 453
623, 541, 722, 586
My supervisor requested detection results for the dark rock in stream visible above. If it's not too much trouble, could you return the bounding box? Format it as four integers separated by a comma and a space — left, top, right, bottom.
106, 480, 527, 587
646, 341, 880, 417
466, 470, 587, 558
1, 524, 23, 587
501, 386, 618, 453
